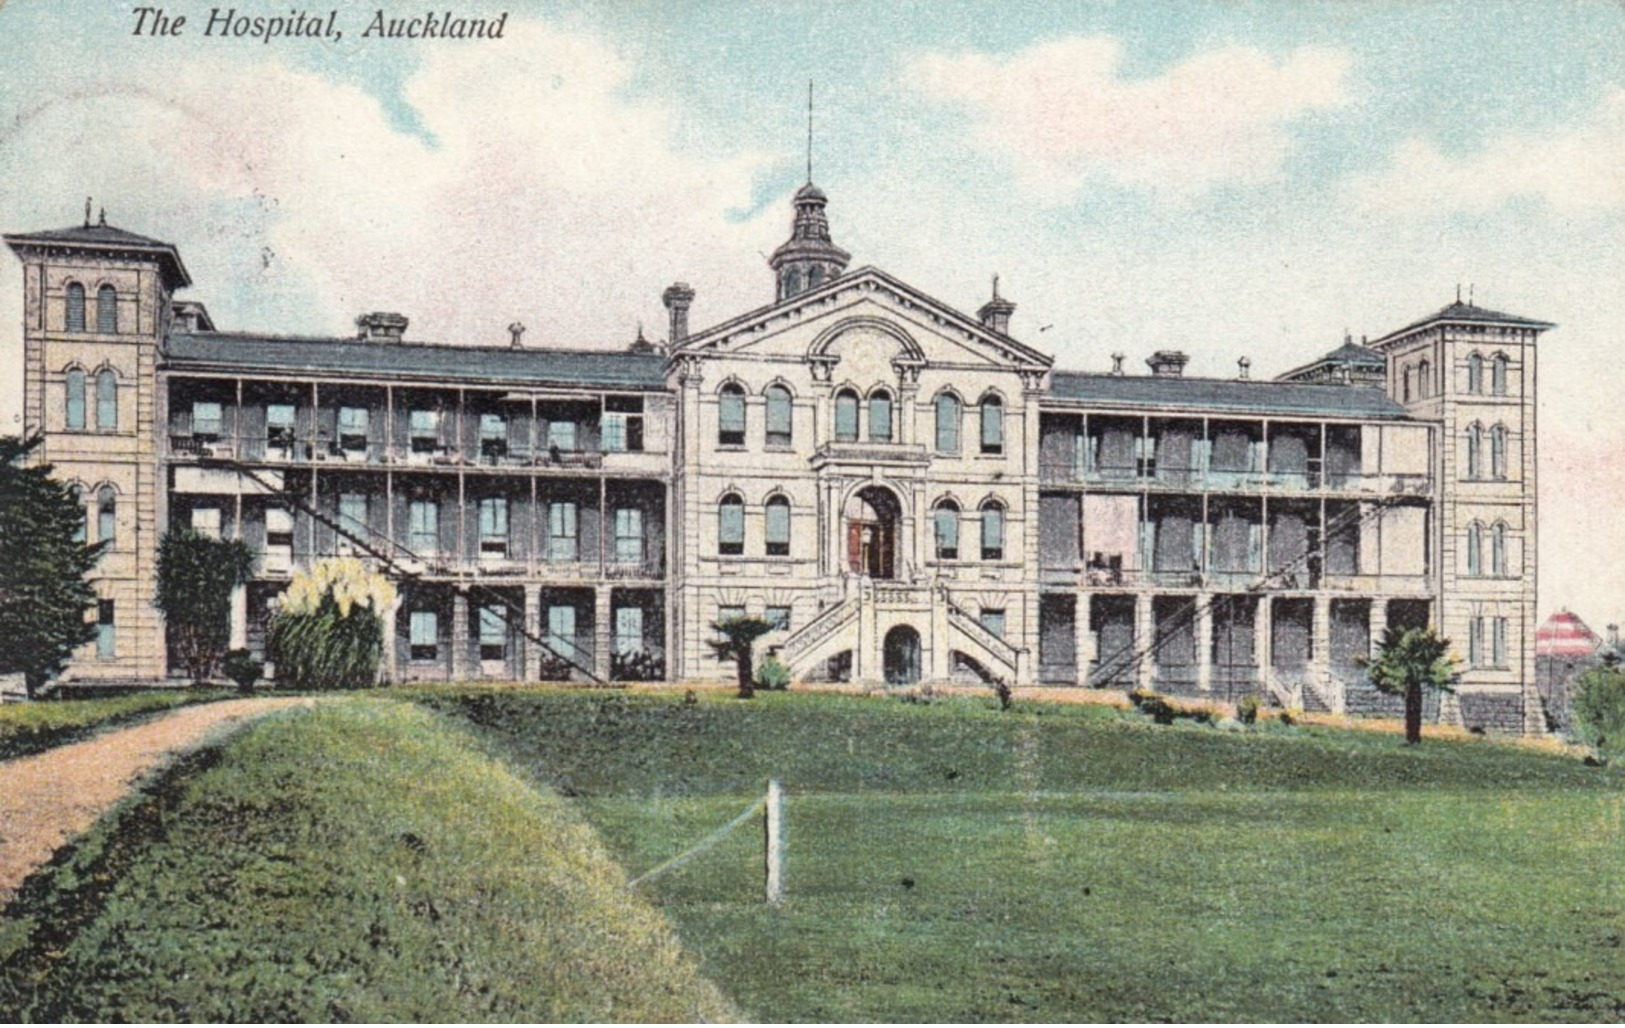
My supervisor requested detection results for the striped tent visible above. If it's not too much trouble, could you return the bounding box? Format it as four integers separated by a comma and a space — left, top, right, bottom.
1535, 610, 1601, 658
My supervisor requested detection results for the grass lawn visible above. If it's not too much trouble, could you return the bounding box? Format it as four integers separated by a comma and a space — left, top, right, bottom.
0, 688, 229, 761
0, 698, 733, 1022
421, 688, 1625, 1022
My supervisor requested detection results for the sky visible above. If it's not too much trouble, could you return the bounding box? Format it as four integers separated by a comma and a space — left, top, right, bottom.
0, 0, 1620, 626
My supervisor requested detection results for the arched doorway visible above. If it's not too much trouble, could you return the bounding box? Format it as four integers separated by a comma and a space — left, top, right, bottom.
884, 625, 922, 686
845, 485, 901, 579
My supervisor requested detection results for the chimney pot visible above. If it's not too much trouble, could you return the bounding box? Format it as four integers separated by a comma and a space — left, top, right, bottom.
1146, 350, 1190, 378
662, 282, 695, 344
1238, 356, 1252, 380
356, 311, 409, 343
1111, 352, 1125, 376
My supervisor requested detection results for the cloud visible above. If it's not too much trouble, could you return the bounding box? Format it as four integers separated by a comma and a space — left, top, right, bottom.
902, 36, 1352, 201
1348, 87, 1625, 216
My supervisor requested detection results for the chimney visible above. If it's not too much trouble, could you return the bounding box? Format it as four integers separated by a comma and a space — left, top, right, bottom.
977, 275, 1016, 336
662, 282, 695, 344
356, 311, 408, 343
1146, 350, 1189, 378
508, 321, 526, 348
1110, 352, 1125, 376
1238, 357, 1252, 381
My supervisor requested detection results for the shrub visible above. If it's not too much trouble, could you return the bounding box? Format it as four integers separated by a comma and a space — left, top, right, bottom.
991, 676, 1013, 711
756, 654, 792, 691
221, 649, 263, 693
266, 559, 395, 690
1571, 666, 1625, 759
1236, 694, 1262, 725
1278, 708, 1298, 727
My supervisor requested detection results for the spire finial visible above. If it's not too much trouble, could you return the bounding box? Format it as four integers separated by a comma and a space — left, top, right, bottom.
992, 273, 1000, 300
1456, 283, 1462, 303
98, 206, 106, 227
84, 197, 92, 227
806, 80, 814, 184
1468, 282, 1474, 307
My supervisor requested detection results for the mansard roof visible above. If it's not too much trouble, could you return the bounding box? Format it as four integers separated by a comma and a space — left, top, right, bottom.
163, 331, 666, 391
675, 265, 1054, 370
1046, 370, 1411, 421
1370, 300, 1555, 348
5, 223, 192, 289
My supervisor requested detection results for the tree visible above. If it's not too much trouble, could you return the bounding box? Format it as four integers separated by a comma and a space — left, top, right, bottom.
267, 558, 395, 690
1362, 626, 1460, 746
707, 615, 775, 699
1570, 665, 1625, 761
0, 436, 106, 696
155, 529, 254, 684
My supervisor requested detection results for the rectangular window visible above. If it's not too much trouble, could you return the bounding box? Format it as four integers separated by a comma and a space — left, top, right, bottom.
935, 508, 959, 560
614, 606, 644, 656
190, 506, 222, 539
548, 502, 578, 562
410, 610, 439, 661
614, 508, 644, 564
479, 606, 507, 662
1469, 617, 1484, 668
410, 410, 440, 453
717, 604, 746, 625
337, 493, 367, 554
266, 403, 296, 453
339, 407, 369, 453
765, 502, 790, 556
935, 395, 960, 453
1493, 617, 1507, 668
478, 497, 508, 558
766, 391, 792, 447
66, 372, 85, 431
868, 394, 892, 442
601, 413, 626, 453
193, 401, 223, 441
980, 608, 1006, 639
718, 502, 744, 556
546, 420, 577, 452
719, 391, 746, 446
981, 402, 1004, 455
835, 394, 858, 443
409, 499, 439, 556
96, 599, 115, 658
479, 413, 507, 462
766, 605, 791, 632
548, 605, 578, 663
981, 506, 1005, 561
604, 396, 644, 452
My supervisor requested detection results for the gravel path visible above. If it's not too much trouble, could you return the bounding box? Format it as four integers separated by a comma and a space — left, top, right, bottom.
0, 696, 310, 900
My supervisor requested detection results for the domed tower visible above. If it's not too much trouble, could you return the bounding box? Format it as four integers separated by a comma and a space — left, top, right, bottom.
769, 183, 850, 302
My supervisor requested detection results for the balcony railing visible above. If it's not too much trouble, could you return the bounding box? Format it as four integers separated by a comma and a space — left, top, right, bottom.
1039, 460, 1434, 497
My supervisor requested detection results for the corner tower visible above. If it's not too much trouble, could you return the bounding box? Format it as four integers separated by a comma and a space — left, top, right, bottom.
769, 183, 850, 302
5, 210, 191, 684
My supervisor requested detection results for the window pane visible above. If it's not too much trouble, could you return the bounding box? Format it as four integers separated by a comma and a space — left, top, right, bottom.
98, 488, 116, 544
835, 393, 858, 441
479, 606, 506, 646
97, 599, 114, 657
194, 402, 223, 437
935, 507, 959, 557
765, 500, 790, 545
980, 609, 1006, 638
615, 507, 643, 563
936, 395, 960, 452
718, 604, 745, 624
719, 389, 746, 432
982, 505, 1003, 558
410, 410, 438, 435
97, 286, 117, 334
981, 398, 1004, 453
766, 388, 792, 442
97, 371, 117, 431
766, 606, 791, 631
549, 502, 578, 561
548, 605, 577, 660
615, 607, 644, 655
66, 284, 86, 332
66, 370, 85, 430
410, 611, 438, 646
547, 420, 577, 451
719, 499, 743, 549
265, 507, 294, 534
602, 412, 626, 452
340, 406, 369, 434
868, 393, 892, 442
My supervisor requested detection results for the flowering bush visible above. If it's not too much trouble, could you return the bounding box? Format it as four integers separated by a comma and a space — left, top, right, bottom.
268, 559, 396, 690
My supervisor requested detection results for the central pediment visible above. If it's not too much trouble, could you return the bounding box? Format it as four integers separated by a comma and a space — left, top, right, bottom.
671, 267, 1054, 376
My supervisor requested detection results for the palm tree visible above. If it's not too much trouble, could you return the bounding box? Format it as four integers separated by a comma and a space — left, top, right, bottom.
708, 614, 775, 699
1362, 626, 1460, 745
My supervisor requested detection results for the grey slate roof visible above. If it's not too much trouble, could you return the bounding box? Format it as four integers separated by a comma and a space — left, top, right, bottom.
163, 332, 667, 390
4, 223, 192, 288
1376, 300, 1555, 343
1046, 370, 1411, 420
1321, 342, 1385, 366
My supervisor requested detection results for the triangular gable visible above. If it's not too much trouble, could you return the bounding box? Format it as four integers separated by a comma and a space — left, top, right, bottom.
672, 266, 1054, 372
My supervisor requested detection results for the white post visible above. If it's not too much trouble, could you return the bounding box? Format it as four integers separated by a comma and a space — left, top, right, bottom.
765, 779, 784, 906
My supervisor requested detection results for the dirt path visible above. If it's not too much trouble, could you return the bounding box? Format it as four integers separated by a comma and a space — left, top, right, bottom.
0, 696, 310, 900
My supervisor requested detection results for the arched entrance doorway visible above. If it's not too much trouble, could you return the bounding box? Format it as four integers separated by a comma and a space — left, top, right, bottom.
884, 625, 922, 686
845, 485, 901, 579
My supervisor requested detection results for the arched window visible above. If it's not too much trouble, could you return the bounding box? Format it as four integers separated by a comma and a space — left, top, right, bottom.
718, 384, 746, 447
1417, 360, 1431, 399
97, 486, 116, 545
1467, 352, 1483, 394
933, 500, 960, 560
1465, 423, 1483, 480
765, 385, 792, 447
868, 389, 893, 442
1490, 424, 1508, 480
765, 495, 791, 556
980, 393, 1004, 455
934, 392, 961, 453
65, 368, 86, 430
808, 266, 824, 289
783, 268, 801, 299
718, 493, 744, 556
980, 500, 1005, 561
1402, 366, 1412, 403
1491, 522, 1507, 576
1466, 521, 1482, 577
97, 285, 117, 334
96, 369, 117, 431
1491, 353, 1509, 396
65, 282, 86, 332
834, 389, 859, 442
68, 485, 85, 544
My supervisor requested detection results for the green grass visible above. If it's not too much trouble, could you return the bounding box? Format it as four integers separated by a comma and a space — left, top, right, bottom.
0, 688, 229, 761
422, 688, 1625, 1022
0, 698, 734, 1022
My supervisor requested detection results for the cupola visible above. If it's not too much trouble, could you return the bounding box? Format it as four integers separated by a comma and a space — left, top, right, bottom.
768, 182, 850, 302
